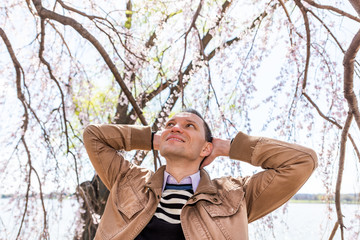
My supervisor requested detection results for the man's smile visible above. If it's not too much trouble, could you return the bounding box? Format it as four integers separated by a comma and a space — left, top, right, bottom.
166, 135, 185, 142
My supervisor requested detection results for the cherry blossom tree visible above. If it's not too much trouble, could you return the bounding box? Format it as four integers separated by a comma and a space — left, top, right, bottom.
1, 0, 359, 239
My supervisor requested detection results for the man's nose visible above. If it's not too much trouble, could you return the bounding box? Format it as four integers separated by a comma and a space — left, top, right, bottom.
170, 124, 183, 133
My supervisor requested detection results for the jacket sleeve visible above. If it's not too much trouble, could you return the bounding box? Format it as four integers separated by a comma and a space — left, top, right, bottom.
229, 132, 318, 223
83, 124, 152, 190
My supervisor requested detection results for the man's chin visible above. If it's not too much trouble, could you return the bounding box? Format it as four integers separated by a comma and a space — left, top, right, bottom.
160, 147, 186, 159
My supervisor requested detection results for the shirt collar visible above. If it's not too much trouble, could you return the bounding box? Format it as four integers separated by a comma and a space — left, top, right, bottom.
162, 170, 201, 193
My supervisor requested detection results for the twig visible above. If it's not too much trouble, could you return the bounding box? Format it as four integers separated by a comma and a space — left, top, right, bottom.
278, 0, 293, 46
56, 0, 101, 20
303, 92, 360, 162
178, 0, 203, 108
308, 10, 345, 53
303, 0, 360, 23
39, 18, 70, 154
47, 20, 73, 57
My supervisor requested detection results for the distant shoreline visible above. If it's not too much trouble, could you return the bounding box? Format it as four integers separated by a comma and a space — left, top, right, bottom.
2, 193, 359, 205
290, 199, 360, 204
291, 193, 360, 204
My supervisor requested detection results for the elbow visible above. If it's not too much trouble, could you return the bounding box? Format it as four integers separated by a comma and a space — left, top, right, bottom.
83, 124, 98, 146
290, 147, 318, 180
297, 149, 318, 181
83, 124, 95, 135
306, 148, 318, 172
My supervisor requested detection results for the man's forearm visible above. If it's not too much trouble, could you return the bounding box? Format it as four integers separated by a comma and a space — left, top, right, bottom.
83, 124, 152, 189
228, 131, 317, 222
229, 131, 317, 169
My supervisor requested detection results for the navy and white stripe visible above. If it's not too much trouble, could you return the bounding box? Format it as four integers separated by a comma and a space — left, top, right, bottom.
154, 184, 194, 224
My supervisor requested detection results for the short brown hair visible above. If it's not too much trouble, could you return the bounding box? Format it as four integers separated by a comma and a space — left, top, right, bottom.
182, 108, 212, 142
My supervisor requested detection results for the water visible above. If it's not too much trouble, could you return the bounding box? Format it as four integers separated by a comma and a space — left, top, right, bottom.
0, 197, 80, 240
249, 202, 360, 240
0, 199, 359, 239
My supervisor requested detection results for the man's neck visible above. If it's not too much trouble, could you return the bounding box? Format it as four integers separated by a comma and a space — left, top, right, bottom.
165, 162, 200, 183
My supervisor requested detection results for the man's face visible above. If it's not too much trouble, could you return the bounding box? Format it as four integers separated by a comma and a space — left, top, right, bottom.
159, 112, 212, 162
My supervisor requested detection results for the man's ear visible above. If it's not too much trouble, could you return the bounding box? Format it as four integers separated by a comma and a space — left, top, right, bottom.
200, 142, 213, 157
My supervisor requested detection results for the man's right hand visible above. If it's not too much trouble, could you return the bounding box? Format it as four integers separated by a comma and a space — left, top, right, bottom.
152, 132, 162, 151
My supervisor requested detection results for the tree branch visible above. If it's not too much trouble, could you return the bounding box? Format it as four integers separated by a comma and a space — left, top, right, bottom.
328, 221, 339, 240
308, 9, 345, 53
278, 0, 294, 45
128, 0, 234, 129
31, 0, 148, 125
39, 18, 70, 153
0, 27, 48, 239
294, 0, 311, 90
344, 28, 360, 130
336, 111, 352, 239
178, 0, 203, 107
151, 0, 282, 133
303, 0, 360, 23
303, 92, 360, 162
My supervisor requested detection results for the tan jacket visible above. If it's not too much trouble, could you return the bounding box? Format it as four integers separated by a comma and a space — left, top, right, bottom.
83, 124, 317, 240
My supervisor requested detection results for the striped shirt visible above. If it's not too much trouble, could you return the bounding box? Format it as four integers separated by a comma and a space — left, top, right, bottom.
135, 172, 198, 239
154, 184, 194, 224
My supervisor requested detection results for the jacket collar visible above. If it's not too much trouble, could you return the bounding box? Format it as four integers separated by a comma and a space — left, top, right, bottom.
145, 165, 166, 191
145, 166, 217, 195
195, 169, 217, 195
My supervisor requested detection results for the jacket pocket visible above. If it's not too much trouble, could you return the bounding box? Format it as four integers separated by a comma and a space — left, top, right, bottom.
114, 181, 145, 220
202, 189, 245, 217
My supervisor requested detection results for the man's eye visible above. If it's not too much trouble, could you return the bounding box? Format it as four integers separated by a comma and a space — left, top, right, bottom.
186, 124, 195, 128
166, 122, 174, 128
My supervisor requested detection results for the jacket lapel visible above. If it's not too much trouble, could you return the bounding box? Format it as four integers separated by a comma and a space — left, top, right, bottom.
195, 169, 217, 195
145, 165, 166, 196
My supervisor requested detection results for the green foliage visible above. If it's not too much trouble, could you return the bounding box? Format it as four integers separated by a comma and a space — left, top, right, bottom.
71, 81, 118, 126
168, 9, 182, 18
125, 19, 132, 29
125, 10, 133, 16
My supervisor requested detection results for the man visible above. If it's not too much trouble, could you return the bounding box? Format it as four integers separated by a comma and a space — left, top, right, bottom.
83, 109, 317, 240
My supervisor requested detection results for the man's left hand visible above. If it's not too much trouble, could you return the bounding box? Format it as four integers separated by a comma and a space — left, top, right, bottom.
200, 138, 231, 169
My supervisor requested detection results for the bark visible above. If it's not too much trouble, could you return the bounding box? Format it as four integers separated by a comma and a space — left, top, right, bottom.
344, 29, 360, 130
335, 112, 353, 239
328, 221, 339, 240
294, 0, 311, 90
349, 0, 360, 16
